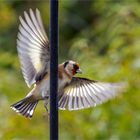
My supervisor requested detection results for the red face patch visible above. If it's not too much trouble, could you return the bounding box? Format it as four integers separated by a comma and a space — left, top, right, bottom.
72, 63, 80, 75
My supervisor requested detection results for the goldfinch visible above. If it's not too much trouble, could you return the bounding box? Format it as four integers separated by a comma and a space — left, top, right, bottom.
11, 9, 126, 118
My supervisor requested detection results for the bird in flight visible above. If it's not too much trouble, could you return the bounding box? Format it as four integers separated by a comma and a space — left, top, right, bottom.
11, 9, 126, 118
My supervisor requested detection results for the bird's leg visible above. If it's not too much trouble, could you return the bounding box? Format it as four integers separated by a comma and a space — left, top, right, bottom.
44, 97, 50, 116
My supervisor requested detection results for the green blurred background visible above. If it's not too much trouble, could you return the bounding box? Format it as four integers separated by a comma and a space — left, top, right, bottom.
0, 0, 139, 140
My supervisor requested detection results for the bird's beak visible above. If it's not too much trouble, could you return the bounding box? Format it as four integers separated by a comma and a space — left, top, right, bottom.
76, 68, 82, 74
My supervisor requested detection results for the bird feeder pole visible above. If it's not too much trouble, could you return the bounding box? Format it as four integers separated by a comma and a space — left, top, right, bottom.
50, 0, 59, 140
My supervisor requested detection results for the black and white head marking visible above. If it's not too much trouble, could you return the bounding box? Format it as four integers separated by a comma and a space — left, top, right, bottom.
64, 61, 69, 68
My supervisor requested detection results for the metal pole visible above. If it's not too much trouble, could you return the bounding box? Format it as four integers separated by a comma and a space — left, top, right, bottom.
50, 0, 58, 140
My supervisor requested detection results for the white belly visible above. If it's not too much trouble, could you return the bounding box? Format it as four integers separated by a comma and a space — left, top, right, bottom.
40, 79, 50, 98
39, 73, 71, 99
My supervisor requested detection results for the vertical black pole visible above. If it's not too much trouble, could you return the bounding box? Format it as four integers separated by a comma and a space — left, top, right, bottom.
50, 0, 58, 140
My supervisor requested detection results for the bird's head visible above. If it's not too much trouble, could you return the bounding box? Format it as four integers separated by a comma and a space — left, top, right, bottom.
63, 60, 82, 76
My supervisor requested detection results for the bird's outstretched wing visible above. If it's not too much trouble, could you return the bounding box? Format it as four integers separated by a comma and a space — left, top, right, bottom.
17, 9, 49, 87
59, 77, 126, 110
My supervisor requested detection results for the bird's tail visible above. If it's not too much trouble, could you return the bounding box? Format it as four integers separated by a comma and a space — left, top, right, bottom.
11, 94, 38, 118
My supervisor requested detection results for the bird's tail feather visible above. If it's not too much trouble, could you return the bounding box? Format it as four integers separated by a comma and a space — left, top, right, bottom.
11, 95, 38, 118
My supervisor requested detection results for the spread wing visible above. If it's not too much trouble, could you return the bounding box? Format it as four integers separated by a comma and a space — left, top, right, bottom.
17, 9, 50, 87
59, 77, 126, 110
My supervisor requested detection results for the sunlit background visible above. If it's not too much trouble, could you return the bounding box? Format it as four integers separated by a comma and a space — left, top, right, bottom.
0, 0, 139, 140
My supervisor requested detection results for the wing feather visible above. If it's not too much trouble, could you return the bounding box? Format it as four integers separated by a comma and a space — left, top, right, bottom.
24, 11, 44, 44
59, 77, 126, 110
17, 9, 49, 87
80, 86, 89, 108
90, 83, 107, 102
82, 85, 94, 106
29, 9, 47, 42
36, 9, 48, 40
84, 84, 96, 106
68, 88, 73, 110
86, 83, 102, 104
76, 86, 83, 109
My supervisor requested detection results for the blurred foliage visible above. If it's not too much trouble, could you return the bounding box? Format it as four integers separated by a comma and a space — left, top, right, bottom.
0, 0, 140, 140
